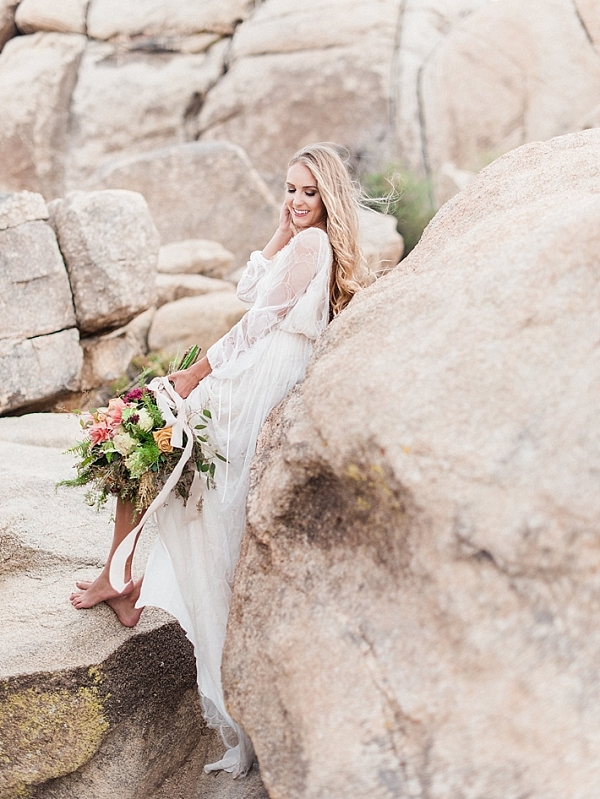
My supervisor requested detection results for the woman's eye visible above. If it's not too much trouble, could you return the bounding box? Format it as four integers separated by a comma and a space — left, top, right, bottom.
306, 192, 316, 197
286, 188, 295, 193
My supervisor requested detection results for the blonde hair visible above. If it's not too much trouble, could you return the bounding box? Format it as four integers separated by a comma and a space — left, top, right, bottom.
288, 143, 370, 316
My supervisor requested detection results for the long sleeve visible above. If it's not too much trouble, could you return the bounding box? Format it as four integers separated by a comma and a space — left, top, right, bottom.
236, 250, 270, 306
207, 228, 329, 378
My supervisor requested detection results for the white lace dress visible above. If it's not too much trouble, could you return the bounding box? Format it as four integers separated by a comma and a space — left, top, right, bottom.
137, 226, 333, 776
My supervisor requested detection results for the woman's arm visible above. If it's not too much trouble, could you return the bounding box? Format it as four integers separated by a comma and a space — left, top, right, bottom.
262, 201, 293, 260
168, 355, 212, 399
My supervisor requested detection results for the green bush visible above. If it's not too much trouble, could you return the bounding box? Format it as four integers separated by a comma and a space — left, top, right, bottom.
362, 164, 435, 255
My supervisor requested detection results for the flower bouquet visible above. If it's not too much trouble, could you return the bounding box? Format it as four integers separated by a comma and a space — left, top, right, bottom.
59, 346, 225, 515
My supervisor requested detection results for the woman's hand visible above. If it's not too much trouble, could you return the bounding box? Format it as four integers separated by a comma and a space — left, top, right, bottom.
168, 356, 212, 399
262, 200, 294, 260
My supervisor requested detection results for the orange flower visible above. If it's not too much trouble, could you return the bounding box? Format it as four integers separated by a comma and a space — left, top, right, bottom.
153, 426, 174, 453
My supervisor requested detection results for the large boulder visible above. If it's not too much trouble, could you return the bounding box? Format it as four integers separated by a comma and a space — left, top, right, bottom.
420, 0, 600, 203
15, 0, 89, 34
158, 239, 235, 278
148, 292, 247, 356
90, 142, 279, 266
87, 0, 255, 39
197, 0, 401, 191
0, 221, 76, 340
223, 129, 600, 798
0, 32, 86, 196
0, 330, 82, 414
155, 273, 234, 308
80, 307, 155, 392
0, 0, 17, 50
63, 39, 228, 189
50, 190, 160, 334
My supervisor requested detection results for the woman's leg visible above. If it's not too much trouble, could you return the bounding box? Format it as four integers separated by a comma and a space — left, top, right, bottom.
70, 498, 145, 627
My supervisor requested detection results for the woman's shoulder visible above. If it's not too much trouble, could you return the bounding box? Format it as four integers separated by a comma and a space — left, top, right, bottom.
291, 226, 331, 251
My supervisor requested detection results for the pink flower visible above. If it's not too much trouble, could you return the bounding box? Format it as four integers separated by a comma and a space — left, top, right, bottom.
89, 421, 111, 446
106, 397, 126, 430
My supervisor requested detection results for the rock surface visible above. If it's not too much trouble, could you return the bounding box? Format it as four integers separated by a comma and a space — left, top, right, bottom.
420, 0, 600, 203
223, 129, 600, 798
0, 32, 86, 197
148, 292, 247, 356
358, 207, 404, 274
91, 142, 279, 266
0, 413, 269, 799
50, 190, 160, 334
0, 221, 76, 340
15, 0, 89, 35
0, 0, 17, 50
0, 330, 83, 415
0, 189, 48, 229
80, 308, 155, 391
156, 273, 233, 308
158, 239, 235, 278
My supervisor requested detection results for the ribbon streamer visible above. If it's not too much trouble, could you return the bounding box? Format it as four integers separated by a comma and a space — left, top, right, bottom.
108, 376, 196, 593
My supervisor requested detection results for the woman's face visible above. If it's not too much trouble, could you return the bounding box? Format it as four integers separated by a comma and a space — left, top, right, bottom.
285, 162, 327, 230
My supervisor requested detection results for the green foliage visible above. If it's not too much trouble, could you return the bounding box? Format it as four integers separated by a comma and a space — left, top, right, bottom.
362, 164, 435, 255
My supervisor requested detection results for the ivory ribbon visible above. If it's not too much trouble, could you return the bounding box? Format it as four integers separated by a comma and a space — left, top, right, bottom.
108, 376, 198, 593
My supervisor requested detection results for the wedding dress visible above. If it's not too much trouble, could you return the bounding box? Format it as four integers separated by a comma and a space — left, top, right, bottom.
136, 226, 333, 776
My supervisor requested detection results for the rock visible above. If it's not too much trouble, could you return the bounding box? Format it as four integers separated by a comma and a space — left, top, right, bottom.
0, 32, 86, 196
156, 273, 233, 308
0, 415, 272, 797
87, 0, 255, 39
575, 0, 600, 49
158, 239, 235, 278
49, 190, 160, 335
64, 39, 228, 189
0, 189, 48, 229
420, 0, 600, 204
223, 130, 600, 798
358, 207, 404, 274
0, 0, 17, 50
15, 0, 89, 34
148, 293, 247, 356
197, 0, 400, 191
0, 220, 76, 340
80, 307, 155, 391
0, 330, 83, 414
91, 141, 279, 266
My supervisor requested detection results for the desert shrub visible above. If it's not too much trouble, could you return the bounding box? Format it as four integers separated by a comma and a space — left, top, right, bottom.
362, 164, 435, 255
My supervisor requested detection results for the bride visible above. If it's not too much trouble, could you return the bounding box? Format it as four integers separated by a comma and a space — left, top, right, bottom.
70, 142, 370, 776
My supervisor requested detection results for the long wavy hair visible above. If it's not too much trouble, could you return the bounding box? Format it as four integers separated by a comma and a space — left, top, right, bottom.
288, 143, 370, 316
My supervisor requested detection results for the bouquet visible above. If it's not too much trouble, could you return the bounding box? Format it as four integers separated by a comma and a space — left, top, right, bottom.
59, 346, 225, 515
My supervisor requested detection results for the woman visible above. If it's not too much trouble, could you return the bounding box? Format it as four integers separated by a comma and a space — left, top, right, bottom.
70, 143, 370, 777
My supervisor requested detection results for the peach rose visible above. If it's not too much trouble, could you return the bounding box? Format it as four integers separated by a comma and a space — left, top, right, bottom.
89, 421, 110, 446
153, 426, 174, 453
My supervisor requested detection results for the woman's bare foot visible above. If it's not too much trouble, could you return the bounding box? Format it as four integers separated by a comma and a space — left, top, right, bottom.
70, 571, 133, 610
105, 578, 144, 628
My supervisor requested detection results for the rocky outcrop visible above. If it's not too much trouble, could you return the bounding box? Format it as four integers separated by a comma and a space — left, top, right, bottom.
223, 129, 600, 798
158, 239, 235, 278
358, 207, 404, 273
49, 190, 159, 334
0, 413, 269, 799
155, 273, 234, 308
0, 188, 162, 415
0, 0, 17, 50
148, 292, 247, 357
0, 191, 81, 414
420, 0, 600, 203
90, 142, 280, 266
15, 0, 89, 35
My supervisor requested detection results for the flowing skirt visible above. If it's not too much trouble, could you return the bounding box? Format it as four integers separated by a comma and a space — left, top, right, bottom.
138, 329, 313, 776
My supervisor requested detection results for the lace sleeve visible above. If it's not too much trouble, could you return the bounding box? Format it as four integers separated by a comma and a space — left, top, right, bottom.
236, 250, 270, 305
207, 228, 327, 376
